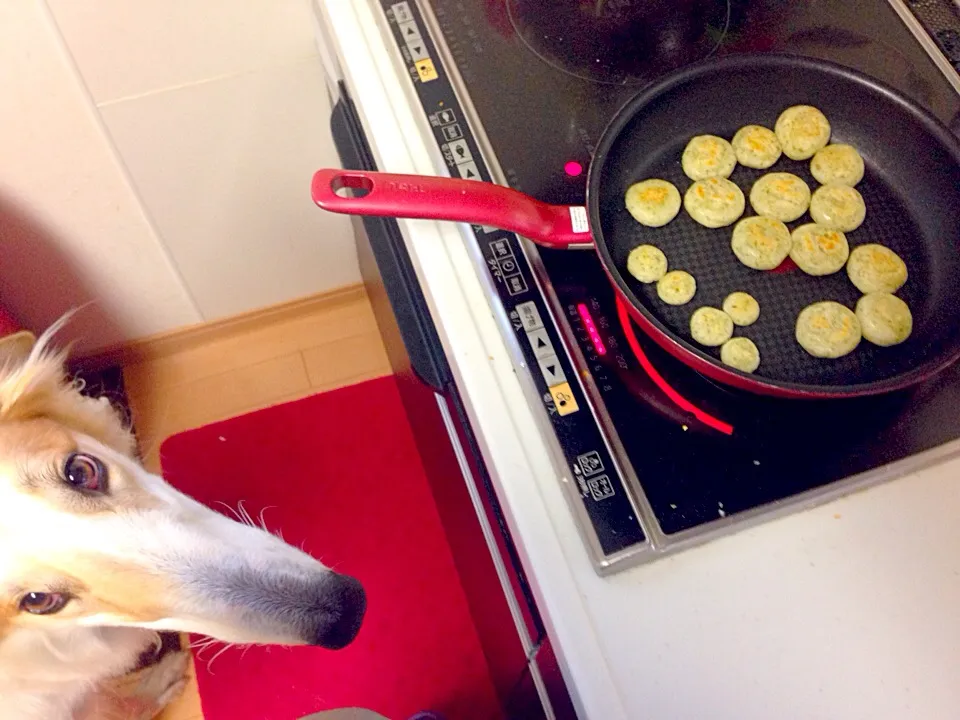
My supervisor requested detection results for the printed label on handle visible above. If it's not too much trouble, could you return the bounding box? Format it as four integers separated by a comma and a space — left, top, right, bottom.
384, 179, 427, 193
569, 206, 589, 234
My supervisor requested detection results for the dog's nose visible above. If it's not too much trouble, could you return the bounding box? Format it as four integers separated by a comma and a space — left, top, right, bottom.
308, 573, 366, 649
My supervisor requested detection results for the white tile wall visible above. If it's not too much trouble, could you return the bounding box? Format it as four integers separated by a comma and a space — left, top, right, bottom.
46, 0, 319, 104
0, 1, 201, 353
46, 0, 361, 325
100, 59, 358, 320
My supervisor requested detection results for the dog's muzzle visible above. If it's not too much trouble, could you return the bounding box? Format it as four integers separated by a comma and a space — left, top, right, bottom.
307, 572, 366, 649
177, 558, 367, 649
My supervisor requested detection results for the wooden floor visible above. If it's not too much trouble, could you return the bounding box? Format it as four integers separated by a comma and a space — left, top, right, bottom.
117, 284, 391, 720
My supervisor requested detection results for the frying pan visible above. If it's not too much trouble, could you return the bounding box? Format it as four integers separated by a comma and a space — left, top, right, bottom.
312, 54, 960, 399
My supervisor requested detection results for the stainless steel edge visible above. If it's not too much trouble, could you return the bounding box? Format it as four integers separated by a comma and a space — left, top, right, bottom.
435, 393, 539, 655
886, 0, 960, 95
406, 0, 653, 570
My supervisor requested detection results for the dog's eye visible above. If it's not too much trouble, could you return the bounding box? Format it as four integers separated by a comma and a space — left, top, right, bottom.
64, 453, 107, 493
19, 591, 70, 615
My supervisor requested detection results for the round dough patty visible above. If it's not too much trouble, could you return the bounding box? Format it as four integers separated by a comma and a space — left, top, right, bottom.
682, 135, 737, 181
721, 337, 761, 373
684, 177, 745, 228
722, 292, 760, 326
810, 143, 864, 186
749, 172, 811, 223
846, 244, 908, 294
795, 301, 862, 358
690, 307, 734, 347
856, 292, 913, 347
625, 179, 682, 227
775, 105, 831, 160
657, 270, 697, 306
732, 125, 781, 169
810, 184, 866, 232
731, 216, 791, 270
626, 244, 668, 283
789, 223, 849, 276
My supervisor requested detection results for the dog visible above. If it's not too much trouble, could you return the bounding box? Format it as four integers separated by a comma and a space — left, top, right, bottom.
0, 319, 367, 718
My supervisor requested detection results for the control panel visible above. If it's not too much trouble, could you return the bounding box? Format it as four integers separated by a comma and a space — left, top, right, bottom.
379, 0, 646, 556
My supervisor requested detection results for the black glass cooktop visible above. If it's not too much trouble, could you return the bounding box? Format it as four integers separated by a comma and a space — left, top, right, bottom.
432, 0, 960, 205
383, 0, 960, 561
547, 249, 960, 533
505, 0, 732, 85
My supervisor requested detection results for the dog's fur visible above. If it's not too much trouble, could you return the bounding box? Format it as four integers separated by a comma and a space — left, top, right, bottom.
0, 320, 365, 718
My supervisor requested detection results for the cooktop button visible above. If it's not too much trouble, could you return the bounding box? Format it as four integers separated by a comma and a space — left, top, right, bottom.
398, 20, 421, 44
456, 160, 481, 181
506, 275, 528, 295
489, 238, 513, 259
390, 2, 413, 24
586, 475, 615, 501
526, 327, 555, 360
415, 59, 438, 83
442, 124, 464, 141
538, 354, 567, 386
548, 382, 579, 416
407, 42, 429, 62
516, 301, 544, 331
447, 139, 473, 164
498, 256, 518, 275
576, 451, 605, 478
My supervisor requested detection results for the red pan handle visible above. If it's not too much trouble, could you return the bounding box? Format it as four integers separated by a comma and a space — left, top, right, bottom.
311, 169, 593, 249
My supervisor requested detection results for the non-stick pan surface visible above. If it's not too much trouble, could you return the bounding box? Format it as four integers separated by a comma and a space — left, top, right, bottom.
592, 54, 960, 395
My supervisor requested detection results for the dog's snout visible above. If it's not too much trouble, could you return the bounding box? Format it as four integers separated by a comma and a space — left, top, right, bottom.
308, 573, 366, 649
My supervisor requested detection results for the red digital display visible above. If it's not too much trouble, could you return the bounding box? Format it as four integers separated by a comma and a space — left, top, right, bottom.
577, 303, 607, 356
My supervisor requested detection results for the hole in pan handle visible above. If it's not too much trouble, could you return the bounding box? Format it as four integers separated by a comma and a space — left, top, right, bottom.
311, 168, 594, 249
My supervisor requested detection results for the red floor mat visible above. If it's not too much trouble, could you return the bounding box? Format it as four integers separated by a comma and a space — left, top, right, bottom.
160, 376, 503, 720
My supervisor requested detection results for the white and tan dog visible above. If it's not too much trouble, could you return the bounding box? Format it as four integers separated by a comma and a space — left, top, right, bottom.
0, 320, 366, 719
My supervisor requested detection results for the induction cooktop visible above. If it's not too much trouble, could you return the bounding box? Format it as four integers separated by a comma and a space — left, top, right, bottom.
377, 0, 960, 572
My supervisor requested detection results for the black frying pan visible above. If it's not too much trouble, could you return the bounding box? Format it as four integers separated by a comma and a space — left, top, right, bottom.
311, 54, 960, 399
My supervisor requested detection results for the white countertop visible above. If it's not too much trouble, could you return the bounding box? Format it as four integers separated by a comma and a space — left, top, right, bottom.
314, 3, 960, 718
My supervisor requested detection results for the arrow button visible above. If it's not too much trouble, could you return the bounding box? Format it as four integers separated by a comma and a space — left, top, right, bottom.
526, 328, 556, 360
456, 161, 480, 180
408, 43, 429, 61
538, 354, 567, 386
399, 21, 422, 42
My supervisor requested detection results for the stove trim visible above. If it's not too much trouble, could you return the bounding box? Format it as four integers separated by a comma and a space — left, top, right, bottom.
887, 0, 960, 95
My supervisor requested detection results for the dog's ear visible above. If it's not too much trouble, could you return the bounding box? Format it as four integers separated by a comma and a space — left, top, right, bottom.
0, 315, 135, 456
0, 330, 36, 368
